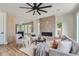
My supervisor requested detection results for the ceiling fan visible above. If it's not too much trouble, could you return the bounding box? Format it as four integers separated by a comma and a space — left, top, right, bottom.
19, 3, 52, 15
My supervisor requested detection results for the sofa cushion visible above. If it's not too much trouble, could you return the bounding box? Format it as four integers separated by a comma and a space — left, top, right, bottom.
76, 50, 79, 55
71, 42, 79, 54
57, 39, 72, 53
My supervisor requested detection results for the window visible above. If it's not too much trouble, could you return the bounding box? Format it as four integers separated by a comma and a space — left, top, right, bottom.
21, 25, 25, 31
25, 25, 28, 33
28, 24, 32, 33
16, 22, 33, 34
16, 25, 21, 32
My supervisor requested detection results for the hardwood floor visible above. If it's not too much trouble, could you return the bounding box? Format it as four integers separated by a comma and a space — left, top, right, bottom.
0, 45, 28, 56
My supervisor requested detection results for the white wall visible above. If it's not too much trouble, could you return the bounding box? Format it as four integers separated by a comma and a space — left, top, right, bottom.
15, 17, 31, 24
33, 19, 40, 36
3, 12, 7, 44
15, 17, 37, 24
62, 14, 74, 39
0, 12, 7, 44
55, 16, 62, 36
55, 13, 74, 40
73, 13, 77, 41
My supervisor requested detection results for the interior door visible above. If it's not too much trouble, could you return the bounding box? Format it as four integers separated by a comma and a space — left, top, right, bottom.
0, 13, 4, 44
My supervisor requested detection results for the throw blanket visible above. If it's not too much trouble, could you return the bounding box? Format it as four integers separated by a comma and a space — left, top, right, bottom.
35, 42, 48, 56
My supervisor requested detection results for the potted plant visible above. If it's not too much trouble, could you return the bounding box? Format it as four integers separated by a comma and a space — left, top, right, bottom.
57, 22, 62, 38
57, 22, 62, 28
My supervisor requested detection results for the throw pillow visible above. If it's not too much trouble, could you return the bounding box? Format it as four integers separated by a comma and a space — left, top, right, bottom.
51, 39, 58, 49
51, 39, 61, 49
57, 39, 72, 53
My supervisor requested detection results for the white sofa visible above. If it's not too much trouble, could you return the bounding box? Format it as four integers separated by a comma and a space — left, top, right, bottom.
49, 35, 79, 56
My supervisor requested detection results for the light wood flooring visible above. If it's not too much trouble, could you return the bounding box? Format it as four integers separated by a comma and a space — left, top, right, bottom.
0, 45, 28, 56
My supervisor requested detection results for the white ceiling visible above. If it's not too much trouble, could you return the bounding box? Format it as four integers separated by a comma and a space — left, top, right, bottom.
0, 3, 77, 22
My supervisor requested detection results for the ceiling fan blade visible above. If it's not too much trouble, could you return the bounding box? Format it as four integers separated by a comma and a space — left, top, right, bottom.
39, 9, 47, 13
37, 10, 41, 15
33, 11, 35, 15
37, 3, 43, 7
19, 7, 32, 9
26, 3, 33, 8
26, 10, 33, 13
39, 5, 52, 9
34, 3, 37, 7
